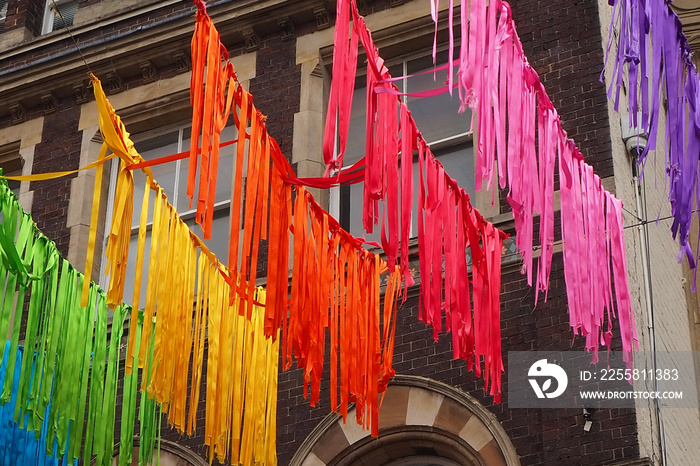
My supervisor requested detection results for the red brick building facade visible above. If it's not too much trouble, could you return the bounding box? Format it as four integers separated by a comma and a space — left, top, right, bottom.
1, 0, 697, 464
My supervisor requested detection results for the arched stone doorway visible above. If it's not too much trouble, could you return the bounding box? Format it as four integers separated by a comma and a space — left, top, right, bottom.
291, 376, 519, 466
105, 438, 208, 466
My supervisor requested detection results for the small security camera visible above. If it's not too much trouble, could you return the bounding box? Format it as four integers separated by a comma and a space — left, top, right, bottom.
583, 408, 593, 432
621, 114, 648, 159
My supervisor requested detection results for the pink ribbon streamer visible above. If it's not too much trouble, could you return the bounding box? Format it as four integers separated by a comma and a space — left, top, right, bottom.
448, 0, 638, 360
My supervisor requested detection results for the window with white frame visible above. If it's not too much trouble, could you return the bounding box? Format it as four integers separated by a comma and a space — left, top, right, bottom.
101, 122, 237, 305
42, 0, 78, 34
0, 0, 9, 34
335, 48, 474, 242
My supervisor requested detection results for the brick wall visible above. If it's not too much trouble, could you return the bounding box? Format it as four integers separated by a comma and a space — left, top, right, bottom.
4, 0, 43, 35
29, 96, 82, 257
248, 35, 300, 163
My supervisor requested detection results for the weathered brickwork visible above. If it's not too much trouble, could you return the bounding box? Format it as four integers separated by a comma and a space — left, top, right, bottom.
4, 0, 43, 35
248, 35, 301, 162
29, 97, 82, 257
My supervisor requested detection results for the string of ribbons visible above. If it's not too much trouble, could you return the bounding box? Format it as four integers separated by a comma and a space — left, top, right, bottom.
438, 0, 638, 361
323, 0, 509, 401
324, 0, 638, 366
604, 0, 700, 288
89, 74, 281, 465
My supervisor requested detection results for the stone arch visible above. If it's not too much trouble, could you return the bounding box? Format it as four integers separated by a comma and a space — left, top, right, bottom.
290, 375, 520, 466
102, 438, 209, 466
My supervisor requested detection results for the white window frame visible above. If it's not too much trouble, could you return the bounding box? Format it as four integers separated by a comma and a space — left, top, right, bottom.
41, 0, 77, 34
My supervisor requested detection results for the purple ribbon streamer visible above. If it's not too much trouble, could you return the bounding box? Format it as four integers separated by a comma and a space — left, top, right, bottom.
604, 0, 700, 273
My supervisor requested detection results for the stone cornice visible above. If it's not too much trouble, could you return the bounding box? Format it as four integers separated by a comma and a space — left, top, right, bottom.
0, 0, 327, 120
671, 2, 700, 55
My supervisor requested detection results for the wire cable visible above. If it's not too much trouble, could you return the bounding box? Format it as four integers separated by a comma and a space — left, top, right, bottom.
50, 0, 93, 75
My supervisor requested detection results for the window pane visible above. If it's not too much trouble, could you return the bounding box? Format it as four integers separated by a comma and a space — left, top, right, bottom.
112, 122, 234, 304
347, 183, 382, 244
176, 126, 194, 212
0, 0, 8, 34
410, 143, 475, 237
186, 212, 230, 264
51, 0, 77, 31
136, 130, 179, 202
345, 64, 402, 168
129, 130, 179, 229
176, 124, 235, 212
345, 80, 367, 167
406, 53, 472, 144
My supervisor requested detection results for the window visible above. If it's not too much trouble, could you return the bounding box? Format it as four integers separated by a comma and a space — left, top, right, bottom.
102, 122, 237, 306
335, 48, 474, 242
0, 143, 22, 199
0, 0, 9, 34
41, 0, 78, 34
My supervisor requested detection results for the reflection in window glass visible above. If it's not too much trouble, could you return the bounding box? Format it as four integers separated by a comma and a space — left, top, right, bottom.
42, 0, 78, 34
0, 0, 8, 34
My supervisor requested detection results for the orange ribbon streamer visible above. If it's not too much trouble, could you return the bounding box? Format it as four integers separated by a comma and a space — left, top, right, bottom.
188, 9, 237, 240
187, 3, 405, 434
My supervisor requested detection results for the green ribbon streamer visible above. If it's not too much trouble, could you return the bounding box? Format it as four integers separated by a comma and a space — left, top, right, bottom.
98, 304, 126, 466
84, 290, 108, 464
0, 187, 28, 280
119, 308, 143, 466
15, 236, 47, 428
2, 213, 34, 405
63, 273, 87, 461
29, 244, 60, 433
71, 283, 96, 462
52, 263, 77, 454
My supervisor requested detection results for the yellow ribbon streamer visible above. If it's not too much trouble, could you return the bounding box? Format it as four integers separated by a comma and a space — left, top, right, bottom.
0, 152, 117, 182
80, 142, 109, 306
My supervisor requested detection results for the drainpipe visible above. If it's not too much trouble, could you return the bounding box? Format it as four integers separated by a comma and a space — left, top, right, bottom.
623, 119, 667, 466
